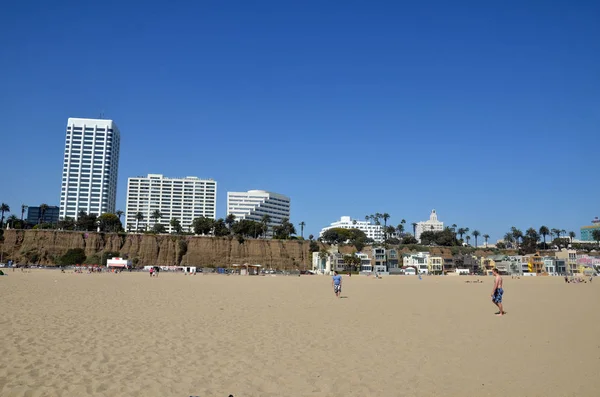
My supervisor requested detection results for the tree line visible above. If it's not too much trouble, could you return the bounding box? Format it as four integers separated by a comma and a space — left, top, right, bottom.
3, 202, 600, 250
497, 226, 596, 254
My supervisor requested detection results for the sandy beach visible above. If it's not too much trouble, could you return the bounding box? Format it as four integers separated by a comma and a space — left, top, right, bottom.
1, 270, 599, 397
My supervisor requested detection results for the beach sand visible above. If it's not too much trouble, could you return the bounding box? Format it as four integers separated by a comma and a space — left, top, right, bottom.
1, 270, 599, 397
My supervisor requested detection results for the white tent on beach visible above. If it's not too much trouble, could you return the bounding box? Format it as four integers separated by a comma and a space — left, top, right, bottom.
106, 258, 131, 268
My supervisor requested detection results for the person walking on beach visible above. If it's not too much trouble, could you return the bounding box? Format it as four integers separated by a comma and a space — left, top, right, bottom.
491, 268, 504, 316
332, 271, 342, 298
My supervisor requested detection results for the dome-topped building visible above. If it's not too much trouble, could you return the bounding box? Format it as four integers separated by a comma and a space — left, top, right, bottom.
415, 209, 444, 242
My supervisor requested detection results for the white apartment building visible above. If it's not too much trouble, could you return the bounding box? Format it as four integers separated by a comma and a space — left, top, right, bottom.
415, 209, 444, 241
227, 190, 290, 237
320, 216, 384, 242
59, 118, 120, 219
125, 174, 216, 233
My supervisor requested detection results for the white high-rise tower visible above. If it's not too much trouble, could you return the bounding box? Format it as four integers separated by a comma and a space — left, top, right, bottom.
125, 174, 217, 233
59, 118, 121, 219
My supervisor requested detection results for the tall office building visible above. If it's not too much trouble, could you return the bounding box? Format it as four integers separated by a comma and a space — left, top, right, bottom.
125, 174, 216, 233
227, 190, 291, 236
59, 118, 120, 219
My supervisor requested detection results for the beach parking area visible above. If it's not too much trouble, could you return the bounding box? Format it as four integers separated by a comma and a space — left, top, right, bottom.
1, 271, 599, 397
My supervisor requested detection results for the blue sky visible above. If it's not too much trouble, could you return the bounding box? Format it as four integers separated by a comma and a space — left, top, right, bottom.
1, 0, 598, 242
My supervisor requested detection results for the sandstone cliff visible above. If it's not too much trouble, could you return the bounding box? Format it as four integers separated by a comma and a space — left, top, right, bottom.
0, 230, 313, 269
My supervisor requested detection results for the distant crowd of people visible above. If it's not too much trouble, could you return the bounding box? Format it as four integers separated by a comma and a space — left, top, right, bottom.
565, 275, 593, 284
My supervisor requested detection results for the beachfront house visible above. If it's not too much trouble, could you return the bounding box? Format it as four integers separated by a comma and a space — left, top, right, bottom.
555, 249, 578, 274
523, 252, 545, 274
333, 253, 348, 272
351, 252, 370, 272
312, 249, 375, 275
575, 254, 600, 275
427, 256, 443, 275
453, 254, 480, 275
481, 255, 498, 274
577, 255, 600, 272
373, 248, 386, 272
481, 254, 511, 275
493, 256, 512, 274
386, 249, 399, 271
442, 255, 455, 273
506, 255, 526, 275
543, 257, 566, 274
402, 252, 429, 274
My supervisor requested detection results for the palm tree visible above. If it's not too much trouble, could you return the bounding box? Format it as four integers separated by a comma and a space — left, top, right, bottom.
7, 215, 18, 229
261, 214, 271, 238
39, 203, 49, 225
568, 231, 576, 243
299, 221, 305, 238
504, 232, 514, 248
135, 212, 144, 232
373, 213, 382, 225
396, 223, 405, 235
411, 222, 417, 237
170, 217, 182, 234
525, 227, 539, 244
451, 224, 457, 232
225, 214, 236, 231
592, 229, 600, 247
382, 213, 390, 240
550, 228, 561, 242
511, 227, 522, 247
539, 226, 550, 249
472, 230, 480, 248
457, 228, 466, 241
0, 203, 9, 228
21, 204, 27, 221
115, 210, 124, 222
465, 235, 471, 246
151, 210, 162, 226
483, 234, 490, 248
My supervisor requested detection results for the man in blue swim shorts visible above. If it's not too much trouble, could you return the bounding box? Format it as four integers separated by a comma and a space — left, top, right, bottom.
491, 268, 504, 316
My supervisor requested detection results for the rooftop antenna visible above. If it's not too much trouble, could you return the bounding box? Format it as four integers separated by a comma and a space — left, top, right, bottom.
99, 110, 105, 119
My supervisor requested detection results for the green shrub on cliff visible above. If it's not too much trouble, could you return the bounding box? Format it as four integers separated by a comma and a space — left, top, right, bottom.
84, 254, 101, 265
59, 248, 86, 265
177, 239, 187, 264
